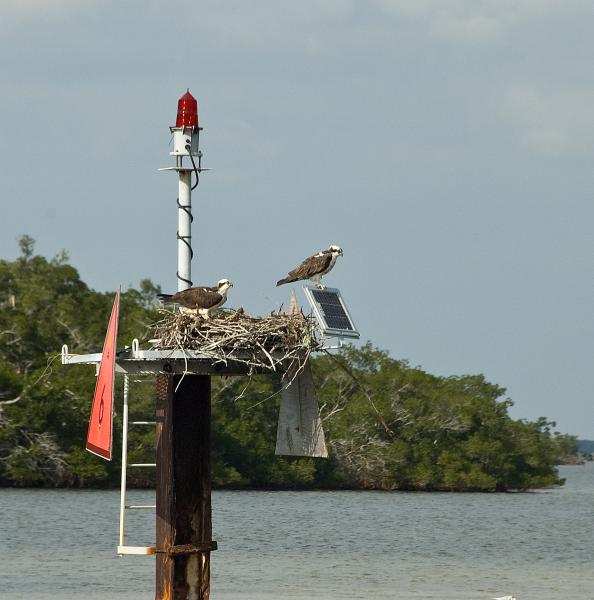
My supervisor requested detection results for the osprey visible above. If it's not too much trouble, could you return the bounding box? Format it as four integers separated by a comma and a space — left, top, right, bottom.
276, 245, 343, 289
158, 279, 233, 319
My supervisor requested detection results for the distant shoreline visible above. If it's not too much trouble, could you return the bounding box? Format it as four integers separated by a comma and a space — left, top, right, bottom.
0, 480, 571, 492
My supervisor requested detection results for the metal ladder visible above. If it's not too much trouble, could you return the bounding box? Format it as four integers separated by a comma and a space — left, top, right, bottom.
117, 374, 157, 556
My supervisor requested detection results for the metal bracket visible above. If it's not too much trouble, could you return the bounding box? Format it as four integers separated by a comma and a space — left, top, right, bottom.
157, 166, 211, 173
117, 545, 156, 556
320, 337, 346, 351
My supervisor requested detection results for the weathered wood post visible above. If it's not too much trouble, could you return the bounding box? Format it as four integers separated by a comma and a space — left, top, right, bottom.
155, 373, 216, 600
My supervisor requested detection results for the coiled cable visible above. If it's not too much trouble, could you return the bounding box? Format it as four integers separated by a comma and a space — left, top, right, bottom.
176, 136, 201, 289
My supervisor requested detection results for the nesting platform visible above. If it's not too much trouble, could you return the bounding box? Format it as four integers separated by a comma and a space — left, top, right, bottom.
61, 309, 321, 377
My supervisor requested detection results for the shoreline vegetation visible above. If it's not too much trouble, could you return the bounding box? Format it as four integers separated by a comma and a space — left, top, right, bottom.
0, 237, 578, 492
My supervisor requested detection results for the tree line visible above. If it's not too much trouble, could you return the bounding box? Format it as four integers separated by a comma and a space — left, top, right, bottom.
0, 237, 576, 490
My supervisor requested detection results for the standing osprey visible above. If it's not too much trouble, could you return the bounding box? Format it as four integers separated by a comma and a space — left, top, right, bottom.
276, 245, 343, 289
158, 279, 233, 319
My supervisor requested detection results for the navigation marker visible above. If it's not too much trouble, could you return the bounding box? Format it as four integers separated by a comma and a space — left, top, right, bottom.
86, 289, 120, 460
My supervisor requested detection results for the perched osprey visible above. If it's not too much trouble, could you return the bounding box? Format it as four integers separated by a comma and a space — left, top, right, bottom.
276, 245, 343, 289
158, 279, 233, 319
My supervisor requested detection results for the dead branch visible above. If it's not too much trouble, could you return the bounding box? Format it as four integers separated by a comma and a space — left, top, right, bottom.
323, 350, 395, 438
56, 317, 84, 348
0, 354, 60, 412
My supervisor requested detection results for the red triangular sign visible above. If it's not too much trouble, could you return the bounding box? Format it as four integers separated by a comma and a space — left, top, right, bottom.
86, 289, 120, 460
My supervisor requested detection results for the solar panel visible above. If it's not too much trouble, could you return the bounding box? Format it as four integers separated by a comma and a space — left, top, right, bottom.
303, 286, 360, 339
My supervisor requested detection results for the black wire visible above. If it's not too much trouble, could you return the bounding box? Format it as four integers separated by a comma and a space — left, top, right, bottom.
177, 133, 200, 288
176, 270, 193, 288
177, 155, 194, 288
189, 152, 200, 191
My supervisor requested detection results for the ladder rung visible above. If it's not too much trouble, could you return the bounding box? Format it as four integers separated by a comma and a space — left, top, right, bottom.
126, 504, 156, 509
131, 421, 156, 425
117, 545, 156, 556
129, 463, 156, 467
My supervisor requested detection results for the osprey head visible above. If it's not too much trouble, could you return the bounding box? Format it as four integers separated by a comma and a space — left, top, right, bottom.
328, 245, 343, 256
217, 278, 233, 291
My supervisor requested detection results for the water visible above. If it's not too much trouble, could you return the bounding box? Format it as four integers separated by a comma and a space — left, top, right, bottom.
1, 464, 593, 599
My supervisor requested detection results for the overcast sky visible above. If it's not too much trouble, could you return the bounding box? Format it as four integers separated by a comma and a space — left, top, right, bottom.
1, 1, 593, 437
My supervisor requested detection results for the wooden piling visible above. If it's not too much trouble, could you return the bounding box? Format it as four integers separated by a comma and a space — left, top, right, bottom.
155, 373, 215, 600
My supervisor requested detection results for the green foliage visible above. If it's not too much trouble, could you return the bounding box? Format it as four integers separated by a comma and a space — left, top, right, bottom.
313, 345, 572, 490
0, 236, 574, 491
0, 236, 159, 487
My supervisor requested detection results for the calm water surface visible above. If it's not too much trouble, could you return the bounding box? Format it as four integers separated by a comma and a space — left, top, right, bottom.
1, 464, 593, 599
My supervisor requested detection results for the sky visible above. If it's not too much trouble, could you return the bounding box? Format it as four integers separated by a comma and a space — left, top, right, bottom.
1, 1, 593, 437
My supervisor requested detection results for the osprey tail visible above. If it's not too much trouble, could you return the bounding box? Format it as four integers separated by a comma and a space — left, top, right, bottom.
157, 293, 174, 303
276, 277, 296, 287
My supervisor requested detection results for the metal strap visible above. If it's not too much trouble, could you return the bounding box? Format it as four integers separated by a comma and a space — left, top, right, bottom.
156, 542, 218, 555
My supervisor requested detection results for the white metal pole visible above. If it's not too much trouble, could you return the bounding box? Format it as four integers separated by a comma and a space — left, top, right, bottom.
118, 374, 130, 552
177, 170, 192, 291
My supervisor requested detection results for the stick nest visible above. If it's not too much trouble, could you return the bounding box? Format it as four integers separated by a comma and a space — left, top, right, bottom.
151, 308, 322, 374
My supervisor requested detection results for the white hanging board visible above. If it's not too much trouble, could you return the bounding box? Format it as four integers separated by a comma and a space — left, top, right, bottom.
275, 362, 328, 458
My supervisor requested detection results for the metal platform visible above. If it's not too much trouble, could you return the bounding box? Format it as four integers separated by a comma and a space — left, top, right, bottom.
61, 339, 290, 376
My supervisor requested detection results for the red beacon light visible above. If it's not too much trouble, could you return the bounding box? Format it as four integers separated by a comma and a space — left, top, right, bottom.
176, 89, 199, 128
171, 89, 201, 157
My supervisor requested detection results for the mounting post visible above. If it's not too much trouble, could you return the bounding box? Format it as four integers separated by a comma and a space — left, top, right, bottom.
155, 374, 214, 600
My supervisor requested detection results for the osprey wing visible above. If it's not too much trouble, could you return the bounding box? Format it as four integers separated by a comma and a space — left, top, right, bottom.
277, 253, 333, 286
172, 286, 223, 309
293, 253, 333, 278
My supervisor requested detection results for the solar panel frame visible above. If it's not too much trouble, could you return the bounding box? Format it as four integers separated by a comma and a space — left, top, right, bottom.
303, 286, 360, 339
